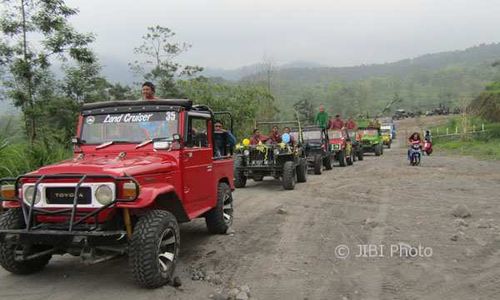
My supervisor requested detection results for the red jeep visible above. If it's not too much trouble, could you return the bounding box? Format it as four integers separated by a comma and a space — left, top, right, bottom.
0, 100, 235, 288
328, 128, 355, 167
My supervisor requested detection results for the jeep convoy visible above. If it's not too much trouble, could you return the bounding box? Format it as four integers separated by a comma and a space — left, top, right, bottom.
0, 103, 393, 288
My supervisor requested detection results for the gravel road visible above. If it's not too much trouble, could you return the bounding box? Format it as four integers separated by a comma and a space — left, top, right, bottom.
1, 116, 499, 300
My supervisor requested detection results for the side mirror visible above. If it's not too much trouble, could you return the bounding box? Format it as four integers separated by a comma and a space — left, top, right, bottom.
71, 137, 82, 145
172, 133, 182, 142
170, 133, 183, 150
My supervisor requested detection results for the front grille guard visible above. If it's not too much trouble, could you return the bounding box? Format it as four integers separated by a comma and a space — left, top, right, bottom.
0, 174, 139, 232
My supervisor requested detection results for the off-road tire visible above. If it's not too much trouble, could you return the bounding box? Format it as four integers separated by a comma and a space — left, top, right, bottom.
282, 161, 296, 190
296, 158, 307, 183
346, 152, 354, 166
323, 154, 333, 170
252, 175, 264, 182
234, 156, 247, 188
205, 182, 233, 234
357, 150, 364, 161
130, 210, 180, 289
0, 209, 52, 275
314, 155, 322, 175
338, 150, 346, 167
375, 144, 382, 156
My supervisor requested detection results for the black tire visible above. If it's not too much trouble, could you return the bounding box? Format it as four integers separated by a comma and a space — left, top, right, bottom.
357, 150, 364, 161
234, 156, 247, 188
130, 210, 180, 289
296, 158, 307, 183
338, 150, 346, 167
252, 175, 264, 182
323, 154, 333, 170
0, 209, 52, 275
282, 161, 296, 190
375, 144, 382, 156
346, 152, 354, 166
387, 142, 391, 149
205, 182, 233, 234
313, 155, 322, 175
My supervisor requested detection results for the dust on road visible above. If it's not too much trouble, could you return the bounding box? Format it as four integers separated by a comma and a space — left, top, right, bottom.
1, 116, 499, 300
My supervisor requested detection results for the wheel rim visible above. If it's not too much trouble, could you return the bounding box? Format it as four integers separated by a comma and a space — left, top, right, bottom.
222, 192, 233, 225
158, 228, 177, 274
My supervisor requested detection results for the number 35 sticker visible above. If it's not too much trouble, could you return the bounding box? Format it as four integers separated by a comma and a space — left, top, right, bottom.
165, 112, 176, 121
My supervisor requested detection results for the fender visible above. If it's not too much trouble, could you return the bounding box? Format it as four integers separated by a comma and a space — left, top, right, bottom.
117, 184, 178, 209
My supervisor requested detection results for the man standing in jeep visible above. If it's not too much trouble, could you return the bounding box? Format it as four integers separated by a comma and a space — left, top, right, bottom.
141, 81, 159, 100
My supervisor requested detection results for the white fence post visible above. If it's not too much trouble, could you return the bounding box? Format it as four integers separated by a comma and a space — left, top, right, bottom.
482, 123, 485, 131
446, 128, 449, 135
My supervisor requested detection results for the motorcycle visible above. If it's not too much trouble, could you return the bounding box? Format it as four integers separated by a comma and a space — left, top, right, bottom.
423, 139, 433, 155
409, 142, 422, 166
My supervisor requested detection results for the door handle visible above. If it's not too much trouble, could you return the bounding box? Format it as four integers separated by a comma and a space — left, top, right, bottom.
183, 152, 193, 159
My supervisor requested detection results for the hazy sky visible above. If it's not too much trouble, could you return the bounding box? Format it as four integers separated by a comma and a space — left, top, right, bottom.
65, 0, 500, 69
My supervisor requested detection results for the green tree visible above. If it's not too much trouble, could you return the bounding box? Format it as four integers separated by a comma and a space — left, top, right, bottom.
0, 0, 95, 143
177, 78, 275, 139
61, 61, 110, 103
130, 25, 202, 98
293, 98, 315, 125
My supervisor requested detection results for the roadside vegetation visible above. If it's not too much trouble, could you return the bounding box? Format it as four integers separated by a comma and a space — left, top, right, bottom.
433, 79, 500, 160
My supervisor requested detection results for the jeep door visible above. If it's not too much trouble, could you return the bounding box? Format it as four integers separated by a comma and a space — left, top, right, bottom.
182, 113, 215, 215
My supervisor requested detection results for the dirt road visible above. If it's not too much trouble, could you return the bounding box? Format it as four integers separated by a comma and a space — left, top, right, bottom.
1, 116, 500, 300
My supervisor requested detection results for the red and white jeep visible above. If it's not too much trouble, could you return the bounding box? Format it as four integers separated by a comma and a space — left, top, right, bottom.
328, 128, 355, 167
0, 99, 235, 288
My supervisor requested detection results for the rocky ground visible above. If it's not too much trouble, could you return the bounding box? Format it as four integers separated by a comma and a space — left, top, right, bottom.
1, 116, 500, 300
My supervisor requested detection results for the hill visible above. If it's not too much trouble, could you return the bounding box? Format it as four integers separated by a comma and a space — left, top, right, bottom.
238, 43, 500, 118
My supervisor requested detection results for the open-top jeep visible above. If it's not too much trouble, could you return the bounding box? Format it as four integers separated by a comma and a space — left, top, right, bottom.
328, 128, 355, 167
359, 127, 384, 156
380, 125, 393, 148
233, 121, 307, 190
300, 126, 333, 175
347, 129, 364, 161
0, 99, 235, 288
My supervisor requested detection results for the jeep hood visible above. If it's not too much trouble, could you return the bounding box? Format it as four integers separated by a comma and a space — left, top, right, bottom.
33, 153, 178, 177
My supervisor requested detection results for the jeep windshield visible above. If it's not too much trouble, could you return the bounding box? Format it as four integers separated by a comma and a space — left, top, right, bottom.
80, 111, 178, 144
362, 129, 378, 136
328, 130, 343, 139
302, 131, 322, 140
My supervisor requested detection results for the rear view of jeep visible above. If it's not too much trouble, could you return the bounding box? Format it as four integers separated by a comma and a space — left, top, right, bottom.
0, 100, 235, 288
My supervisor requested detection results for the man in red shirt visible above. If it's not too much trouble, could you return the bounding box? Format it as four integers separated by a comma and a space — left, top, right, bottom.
141, 81, 159, 100
250, 129, 269, 145
329, 114, 344, 129
345, 117, 357, 130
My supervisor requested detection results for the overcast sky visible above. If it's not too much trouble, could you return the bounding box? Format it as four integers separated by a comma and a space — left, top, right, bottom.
65, 0, 500, 70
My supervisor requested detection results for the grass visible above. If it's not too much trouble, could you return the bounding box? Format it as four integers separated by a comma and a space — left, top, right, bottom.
433, 119, 500, 160
435, 138, 500, 160
0, 141, 72, 178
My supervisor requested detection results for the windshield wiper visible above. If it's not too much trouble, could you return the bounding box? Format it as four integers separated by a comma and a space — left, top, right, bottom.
95, 141, 135, 150
135, 139, 153, 149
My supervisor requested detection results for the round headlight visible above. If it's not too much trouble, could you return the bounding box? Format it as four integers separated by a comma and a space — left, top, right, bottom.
24, 186, 41, 205
273, 148, 280, 155
243, 149, 250, 156
95, 185, 113, 205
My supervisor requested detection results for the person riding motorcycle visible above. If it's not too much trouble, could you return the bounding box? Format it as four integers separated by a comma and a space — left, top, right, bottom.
407, 132, 422, 160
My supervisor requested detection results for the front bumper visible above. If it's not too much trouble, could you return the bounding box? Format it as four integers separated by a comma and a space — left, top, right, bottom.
0, 174, 138, 233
